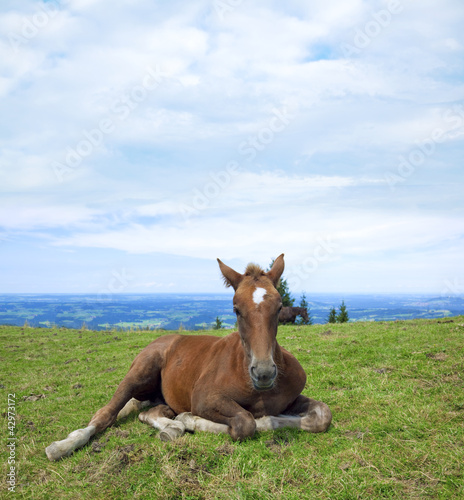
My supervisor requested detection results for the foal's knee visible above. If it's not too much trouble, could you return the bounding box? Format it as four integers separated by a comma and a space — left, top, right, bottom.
229, 412, 257, 441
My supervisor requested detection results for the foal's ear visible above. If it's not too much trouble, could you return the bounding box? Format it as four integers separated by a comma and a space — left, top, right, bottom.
217, 259, 243, 290
266, 253, 285, 287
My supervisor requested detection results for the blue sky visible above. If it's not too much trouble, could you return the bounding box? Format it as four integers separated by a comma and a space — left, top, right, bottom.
0, 0, 463, 295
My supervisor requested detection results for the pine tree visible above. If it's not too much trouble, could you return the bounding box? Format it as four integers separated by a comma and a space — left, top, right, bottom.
299, 292, 308, 309
327, 307, 337, 324
213, 316, 223, 330
336, 300, 349, 323
278, 278, 295, 307
297, 292, 313, 325
268, 258, 294, 306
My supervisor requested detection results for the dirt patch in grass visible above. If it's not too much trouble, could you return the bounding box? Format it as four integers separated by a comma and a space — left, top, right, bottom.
426, 352, 448, 361
23, 393, 45, 401
111, 429, 130, 438
117, 444, 136, 465
373, 367, 394, 374
215, 443, 235, 456
64, 358, 79, 364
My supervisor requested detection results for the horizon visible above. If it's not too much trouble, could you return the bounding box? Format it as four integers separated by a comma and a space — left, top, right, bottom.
2, 291, 462, 331
1, 291, 461, 299
1, 1, 463, 295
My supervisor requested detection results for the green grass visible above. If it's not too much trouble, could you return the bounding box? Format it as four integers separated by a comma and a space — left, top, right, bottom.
1, 318, 463, 499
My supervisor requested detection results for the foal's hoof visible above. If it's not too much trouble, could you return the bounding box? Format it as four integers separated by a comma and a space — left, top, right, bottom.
159, 421, 185, 442
45, 441, 70, 461
175, 412, 196, 432
301, 403, 332, 433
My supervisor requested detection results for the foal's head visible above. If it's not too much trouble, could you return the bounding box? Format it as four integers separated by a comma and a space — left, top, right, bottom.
217, 254, 285, 390
299, 307, 309, 321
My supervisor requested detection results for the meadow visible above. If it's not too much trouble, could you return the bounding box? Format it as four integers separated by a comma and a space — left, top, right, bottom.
1, 318, 463, 499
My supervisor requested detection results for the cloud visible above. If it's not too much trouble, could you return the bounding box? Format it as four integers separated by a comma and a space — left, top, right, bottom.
43, 168, 462, 267
0, 0, 463, 293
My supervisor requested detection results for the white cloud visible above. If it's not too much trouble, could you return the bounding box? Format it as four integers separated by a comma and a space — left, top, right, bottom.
0, 0, 463, 293
0, 201, 98, 230
42, 202, 464, 293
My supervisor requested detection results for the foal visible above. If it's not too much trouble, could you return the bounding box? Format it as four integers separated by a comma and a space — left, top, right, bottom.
46, 254, 331, 461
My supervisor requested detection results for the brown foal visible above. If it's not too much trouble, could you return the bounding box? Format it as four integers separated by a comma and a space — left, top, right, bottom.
45, 254, 332, 461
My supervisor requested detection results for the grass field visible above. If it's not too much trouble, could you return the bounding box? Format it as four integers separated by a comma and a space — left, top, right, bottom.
1, 318, 463, 499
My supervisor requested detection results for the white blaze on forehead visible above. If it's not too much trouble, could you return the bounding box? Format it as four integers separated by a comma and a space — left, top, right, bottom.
253, 287, 267, 306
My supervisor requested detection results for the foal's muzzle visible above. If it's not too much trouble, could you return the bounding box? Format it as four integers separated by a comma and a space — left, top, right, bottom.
250, 361, 277, 390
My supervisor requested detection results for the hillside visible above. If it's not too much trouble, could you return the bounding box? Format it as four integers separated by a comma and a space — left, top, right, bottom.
1, 318, 463, 499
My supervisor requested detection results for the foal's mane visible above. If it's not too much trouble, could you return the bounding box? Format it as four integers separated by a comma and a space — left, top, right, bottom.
244, 263, 265, 280
220, 262, 267, 288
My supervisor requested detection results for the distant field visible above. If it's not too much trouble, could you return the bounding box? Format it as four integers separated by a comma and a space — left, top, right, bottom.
1, 318, 463, 499
1, 293, 464, 330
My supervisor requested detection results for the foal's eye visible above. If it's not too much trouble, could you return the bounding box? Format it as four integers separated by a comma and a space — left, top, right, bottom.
233, 307, 240, 316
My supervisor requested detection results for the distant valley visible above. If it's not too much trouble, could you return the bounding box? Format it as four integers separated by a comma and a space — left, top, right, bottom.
1, 293, 463, 331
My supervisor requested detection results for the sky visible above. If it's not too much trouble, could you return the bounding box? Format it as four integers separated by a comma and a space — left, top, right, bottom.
0, 0, 463, 295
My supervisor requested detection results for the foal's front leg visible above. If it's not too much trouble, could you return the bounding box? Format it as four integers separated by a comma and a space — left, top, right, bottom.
177, 395, 332, 438
175, 410, 329, 436
192, 395, 257, 441
175, 412, 296, 435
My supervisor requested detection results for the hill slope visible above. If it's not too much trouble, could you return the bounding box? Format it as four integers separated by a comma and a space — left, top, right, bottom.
1, 318, 463, 499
